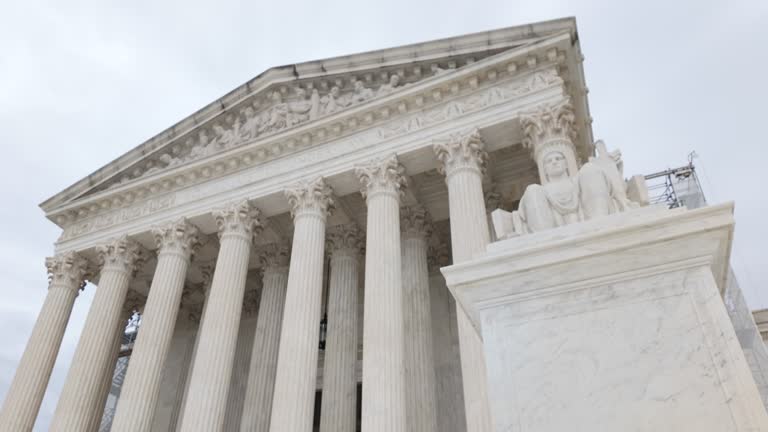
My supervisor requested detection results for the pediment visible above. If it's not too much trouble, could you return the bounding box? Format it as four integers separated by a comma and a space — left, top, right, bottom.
41, 17, 584, 227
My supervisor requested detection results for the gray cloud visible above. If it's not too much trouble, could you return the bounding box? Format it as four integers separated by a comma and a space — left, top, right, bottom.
1, 0, 766, 429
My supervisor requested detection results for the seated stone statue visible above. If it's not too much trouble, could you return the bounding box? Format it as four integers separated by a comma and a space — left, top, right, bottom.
493, 140, 640, 237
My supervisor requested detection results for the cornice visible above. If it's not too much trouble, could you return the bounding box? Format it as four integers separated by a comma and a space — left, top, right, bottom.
48, 33, 575, 231
40, 18, 577, 214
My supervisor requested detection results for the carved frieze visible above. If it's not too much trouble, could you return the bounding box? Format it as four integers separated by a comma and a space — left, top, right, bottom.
57, 66, 566, 244
104, 67, 448, 191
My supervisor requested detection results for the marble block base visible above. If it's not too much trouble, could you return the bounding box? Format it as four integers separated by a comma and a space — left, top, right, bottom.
442, 204, 768, 432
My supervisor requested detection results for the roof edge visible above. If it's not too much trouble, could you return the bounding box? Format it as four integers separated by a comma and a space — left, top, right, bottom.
40, 17, 577, 212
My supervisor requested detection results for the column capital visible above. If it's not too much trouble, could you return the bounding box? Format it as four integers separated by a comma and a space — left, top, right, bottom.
152, 217, 202, 260
433, 128, 488, 178
519, 99, 579, 179
427, 242, 451, 274
258, 243, 291, 274
285, 177, 335, 220
97, 236, 146, 277
355, 154, 408, 203
326, 224, 364, 258
214, 200, 262, 242
400, 206, 433, 240
45, 251, 89, 291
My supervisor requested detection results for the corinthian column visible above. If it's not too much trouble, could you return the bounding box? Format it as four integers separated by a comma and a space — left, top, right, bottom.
112, 218, 200, 432
0, 252, 88, 432
269, 177, 334, 432
319, 224, 362, 432
50, 236, 145, 432
223, 287, 260, 431
519, 99, 579, 184
87, 290, 146, 432
401, 206, 438, 432
356, 154, 408, 432
433, 128, 493, 432
240, 243, 289, 432
179, 201, 261, 432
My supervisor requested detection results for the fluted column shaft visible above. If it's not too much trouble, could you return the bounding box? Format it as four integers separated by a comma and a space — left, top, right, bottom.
173, 268, 215, 431
269, 177, 333, 432
86, 312, 125, 432
50, 237, 145, 432
240, 245, 289, 432
434, 129, 493, 432
87, 292, 143, 432
357, 155, 408, 432
319, 225, 361, 432
0, 252, 88, 432
401, 208, 438, 432
179, 201, 260, 432
224, 304, 259, 432
112, 218, 200, 432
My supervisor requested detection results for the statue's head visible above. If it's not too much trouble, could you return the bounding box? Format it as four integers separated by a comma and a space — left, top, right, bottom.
295, 87, 306, 99
543, 151, 568, 179
330, 86, 341, 97
354, 80, 364, 90
390, 74, 401, 86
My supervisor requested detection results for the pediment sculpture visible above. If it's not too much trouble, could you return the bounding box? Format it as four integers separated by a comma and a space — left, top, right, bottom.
106, 68, 458, 191
492, 140, 642, 238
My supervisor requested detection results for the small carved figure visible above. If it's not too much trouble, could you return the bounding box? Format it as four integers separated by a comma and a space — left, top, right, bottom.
158, 153, 183, 169
211, 122, 238, 149
350, 80, 374, 104
376, 74, 401, 97
288, 87, 320, 126
321, 86, 349, 115
493, 141, 639, 237
259, 91, 289, 134
240, 106, 262, 140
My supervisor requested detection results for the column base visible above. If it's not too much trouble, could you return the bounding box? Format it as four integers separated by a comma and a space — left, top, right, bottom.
443, 204, 768, 431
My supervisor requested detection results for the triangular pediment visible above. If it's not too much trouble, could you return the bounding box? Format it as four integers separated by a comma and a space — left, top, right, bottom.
41, 17, 581, 225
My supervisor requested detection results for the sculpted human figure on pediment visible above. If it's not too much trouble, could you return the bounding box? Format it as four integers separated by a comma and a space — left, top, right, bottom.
376, 74, 401, 97
288, 87, 320, 126
101, 63, 473, 190
350, 80, 374, 104
320, 85, 349, 115
493, 140, 640, 237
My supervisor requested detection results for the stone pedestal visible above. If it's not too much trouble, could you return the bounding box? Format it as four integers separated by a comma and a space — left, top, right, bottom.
112, 218, 199, 432
319, 225, 362, 432
50, 237, 144, 432
442, 204, 768, 432
179, 201, 260, 432
0, 252, 88, 432
356, 155, 408, 432
269, 178, 333, 432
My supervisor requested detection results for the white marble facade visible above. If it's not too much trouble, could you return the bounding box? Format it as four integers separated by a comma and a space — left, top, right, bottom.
2, 16, 766, 432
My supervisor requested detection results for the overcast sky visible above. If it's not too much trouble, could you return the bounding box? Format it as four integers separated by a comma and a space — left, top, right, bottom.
1, 0, 766, 430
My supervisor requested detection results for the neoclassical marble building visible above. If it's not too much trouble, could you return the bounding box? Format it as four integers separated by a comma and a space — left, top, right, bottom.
3, 17, 768, 432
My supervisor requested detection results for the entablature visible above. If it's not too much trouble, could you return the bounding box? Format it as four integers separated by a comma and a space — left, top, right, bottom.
45, 19, 595, 256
